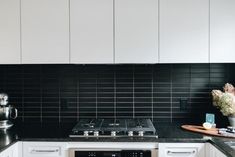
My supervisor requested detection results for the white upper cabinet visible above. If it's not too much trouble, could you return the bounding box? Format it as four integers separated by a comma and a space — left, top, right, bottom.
210, 0, 235, 63
115, 0, 158, 63
159, 0, 209, 63
70, 0, 113, 64
21, 0, 69, 64
0, 0, 21, 64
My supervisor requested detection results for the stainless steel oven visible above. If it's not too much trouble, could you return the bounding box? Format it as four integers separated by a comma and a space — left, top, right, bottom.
69, 149, 158, 157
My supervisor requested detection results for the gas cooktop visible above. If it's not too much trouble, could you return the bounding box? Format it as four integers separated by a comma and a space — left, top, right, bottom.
69, 119, 157, 138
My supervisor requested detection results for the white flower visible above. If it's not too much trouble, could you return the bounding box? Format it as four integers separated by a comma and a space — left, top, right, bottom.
212, 83, 235, 116
224, 83, 235, 94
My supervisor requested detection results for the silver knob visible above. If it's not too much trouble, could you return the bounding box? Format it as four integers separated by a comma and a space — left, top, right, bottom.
84, 131, 89, 136
94, 131, 99, 136
128, 131, 133, 136
111, 131, 116, 137
138, 131, 144, 137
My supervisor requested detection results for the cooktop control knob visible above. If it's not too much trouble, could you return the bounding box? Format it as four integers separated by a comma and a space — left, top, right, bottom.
128, 131, 133, 137
138, 131, 144, 137
84, 131, 89, 136
111, 131, 116, 137
94, 131, 99, 136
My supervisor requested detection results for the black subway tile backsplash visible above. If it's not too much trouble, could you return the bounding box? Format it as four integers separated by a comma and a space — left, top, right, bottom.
1, 64, 234, 126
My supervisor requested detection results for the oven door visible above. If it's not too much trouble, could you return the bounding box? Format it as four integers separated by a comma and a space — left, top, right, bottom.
69, 149, 157, 157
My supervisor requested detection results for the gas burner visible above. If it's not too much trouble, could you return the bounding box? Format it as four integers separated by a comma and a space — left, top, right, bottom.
82, 119, 96, 128
70, 119, 157, 138
136, 119, 144, 128
108, 119, 120, 127
72, 119, 103, 132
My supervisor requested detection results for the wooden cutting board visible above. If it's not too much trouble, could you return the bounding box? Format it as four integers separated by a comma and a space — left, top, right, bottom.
181, 125, 235, 138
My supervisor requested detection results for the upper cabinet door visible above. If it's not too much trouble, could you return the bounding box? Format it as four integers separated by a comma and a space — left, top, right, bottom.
70, 0, 113, 64
21, 0, 69, 64
0, 0, 20, 64
115, 0, 158, 63
210, 0, 235, 63
159, 0, 209, 63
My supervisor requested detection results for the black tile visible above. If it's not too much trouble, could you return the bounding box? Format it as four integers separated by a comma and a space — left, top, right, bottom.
0, 64, 232, 124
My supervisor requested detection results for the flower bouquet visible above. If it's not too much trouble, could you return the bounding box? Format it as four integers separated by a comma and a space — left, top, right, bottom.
212, 83, 235, 126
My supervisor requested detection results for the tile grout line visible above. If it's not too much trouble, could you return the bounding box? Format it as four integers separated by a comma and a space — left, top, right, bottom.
40, 66, 42, 123
58, 70, 61, 123
114, 67, 116, 119
96, 72, 98, 119
151, 65, 154, 121
209, 64, 211, 106
133, 65, 135, 119
77, 66, 79, 121
3, 67, 6, 92
170, 65, 173, 123
21, 66, 24, 122
189, 65, 192, 114
228, 64, 230, 83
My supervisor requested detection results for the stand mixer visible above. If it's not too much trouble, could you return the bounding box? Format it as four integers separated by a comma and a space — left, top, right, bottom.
0, 93, 17, 129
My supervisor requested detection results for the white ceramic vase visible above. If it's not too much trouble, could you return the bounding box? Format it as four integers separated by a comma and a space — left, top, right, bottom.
228, 116, 235, 127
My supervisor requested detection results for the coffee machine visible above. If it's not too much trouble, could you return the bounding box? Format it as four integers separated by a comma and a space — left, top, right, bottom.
0, 93, 17, 129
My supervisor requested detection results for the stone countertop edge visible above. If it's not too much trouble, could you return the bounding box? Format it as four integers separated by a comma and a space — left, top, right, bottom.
0, 123, 235, 157
0, 141, 18, 154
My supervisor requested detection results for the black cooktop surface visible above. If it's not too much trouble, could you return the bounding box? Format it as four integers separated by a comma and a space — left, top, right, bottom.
70, 119, 157, 138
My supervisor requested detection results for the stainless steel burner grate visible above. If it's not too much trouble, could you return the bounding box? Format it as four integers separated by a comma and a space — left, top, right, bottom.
70, 119, 157, 138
